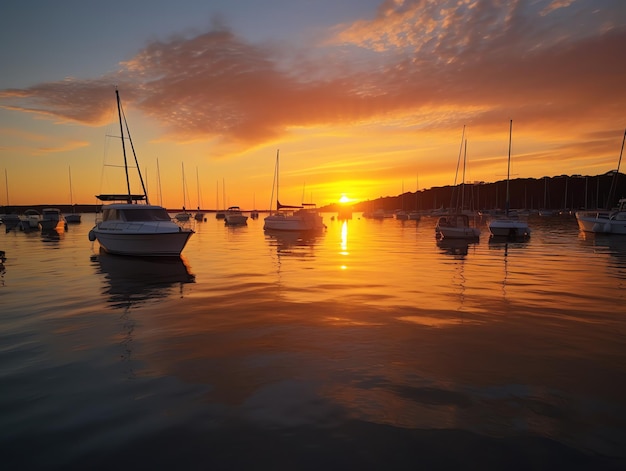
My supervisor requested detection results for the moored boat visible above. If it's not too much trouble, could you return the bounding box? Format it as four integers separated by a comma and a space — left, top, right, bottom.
488, 120, 530, 239
263, 150, 325, 232
224, 206, 248, 226
21, 209, 42, 229
39, 208, 67, 231
576, 198, 626, 235
575, 129, 626, 235
88, 89, 193, 257
436, 213, 480, 240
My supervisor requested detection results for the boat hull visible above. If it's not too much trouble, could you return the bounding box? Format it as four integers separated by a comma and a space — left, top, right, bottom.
488, 218, 530, 238
65, 214, 81, 224
438, 226, 480, 239
91, 227, 193, 256
225, 215, 248, 225
263, 212, 325, 231
576, 211, 626, 235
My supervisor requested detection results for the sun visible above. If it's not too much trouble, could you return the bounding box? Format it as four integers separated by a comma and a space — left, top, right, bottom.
339, 194, 350, 204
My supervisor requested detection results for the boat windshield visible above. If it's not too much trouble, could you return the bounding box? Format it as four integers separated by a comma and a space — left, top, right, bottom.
103, 207, 172, 222
122, 208, 172, 222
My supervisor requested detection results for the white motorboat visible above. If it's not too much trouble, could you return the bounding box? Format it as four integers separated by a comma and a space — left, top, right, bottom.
88, 89, 193, 257
39, 208, 67, 231
224, 206, 248, 225
488, 120, 530, 238
263, 150, 325, 232
576, 198, 626, 235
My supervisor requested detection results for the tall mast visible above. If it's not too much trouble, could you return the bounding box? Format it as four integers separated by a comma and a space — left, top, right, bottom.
115, 88, 132, 203
68, 167, 74, 206
607, 128, 626, 208
506, 119, 512, 215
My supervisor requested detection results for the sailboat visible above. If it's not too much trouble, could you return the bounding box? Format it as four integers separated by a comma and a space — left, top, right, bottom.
575, 128, 626, 234
88, 89, 193, 256
175, 163, 192, 222
65, 167, 81, 223
263, 150, 325, 231
194, 167, 205, 222
488, 120, 531, 238
250, 193, 259, 220
436, 128, 480, 240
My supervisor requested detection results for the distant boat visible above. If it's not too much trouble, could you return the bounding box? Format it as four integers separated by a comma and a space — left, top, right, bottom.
215, 178, 226, 219
224, 206, 249, 226
263, 150, 325, 232
65, 167, 81, 223
21, 209, 42, 230
250, 193, 259, 219
436, 128, 480, 240
194, 167, 205, 222
575, 129, 626, 235
175, 163, 192, 222
488, 120, 530, 239
88, 89, 193, 256
39, 208, 67, 232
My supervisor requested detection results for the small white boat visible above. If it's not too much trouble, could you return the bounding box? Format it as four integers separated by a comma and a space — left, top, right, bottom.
21, 209, 42, 229
39, 208, 66, 231
436, 213, 480, 239
263, 150, 325, 232
488, 120, 530, 239
436, 127, 479, 239
576, 198, 626, 235
488, 212, 531, 238
224, 206, 248, 225
88, 89, 193, 257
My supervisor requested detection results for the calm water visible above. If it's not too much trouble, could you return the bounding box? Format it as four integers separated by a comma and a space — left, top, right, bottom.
1, 213, 625, 470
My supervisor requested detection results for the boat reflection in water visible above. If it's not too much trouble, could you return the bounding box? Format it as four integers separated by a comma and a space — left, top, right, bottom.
41, 228, 64, 243
436, 237, 477, 258
93, 251, 195, 308
264, 229, 324, 257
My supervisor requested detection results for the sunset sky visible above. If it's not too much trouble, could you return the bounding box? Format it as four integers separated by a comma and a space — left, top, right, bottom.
1, 0, 625, 209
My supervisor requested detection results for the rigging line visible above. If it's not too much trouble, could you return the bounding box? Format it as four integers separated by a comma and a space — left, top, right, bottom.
119, 100, 149, 204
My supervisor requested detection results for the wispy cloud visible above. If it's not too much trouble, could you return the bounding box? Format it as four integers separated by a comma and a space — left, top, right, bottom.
0, 0, 624, 156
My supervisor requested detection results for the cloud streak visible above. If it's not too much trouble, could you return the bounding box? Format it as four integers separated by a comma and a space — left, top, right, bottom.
1, 0, 624, 158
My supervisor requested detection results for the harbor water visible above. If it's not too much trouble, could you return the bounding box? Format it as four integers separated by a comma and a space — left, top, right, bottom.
1, 213, 625, 469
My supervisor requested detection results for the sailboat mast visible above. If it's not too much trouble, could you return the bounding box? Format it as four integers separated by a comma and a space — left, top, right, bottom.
157, 158, 163, 206
607, 128, 626, 208
275, 149, 280, 211
181, 162, 186, 210
4, 169, 9, 206
68, 167, 74, 206
115, 89, 132, 203
462, 139, 467, 212
506, 119, 512, 215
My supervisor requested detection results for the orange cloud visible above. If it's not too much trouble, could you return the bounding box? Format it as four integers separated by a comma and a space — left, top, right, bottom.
0, 1, 624, 169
